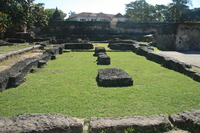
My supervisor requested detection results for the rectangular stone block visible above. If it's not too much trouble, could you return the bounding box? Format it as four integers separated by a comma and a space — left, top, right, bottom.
89, 115, 172, 133
97, 54, 110, 65
97, 68, 133, 87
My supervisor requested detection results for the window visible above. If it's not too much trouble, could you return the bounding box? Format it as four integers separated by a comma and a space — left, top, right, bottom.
100, 19, 109, 21
80, 19, 86, 21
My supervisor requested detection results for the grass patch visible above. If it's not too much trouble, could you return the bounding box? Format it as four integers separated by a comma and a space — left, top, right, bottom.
0, 43, 31, 54
191, 66, 200, 74
92, 43, 111, 50
0, 52, 200, 118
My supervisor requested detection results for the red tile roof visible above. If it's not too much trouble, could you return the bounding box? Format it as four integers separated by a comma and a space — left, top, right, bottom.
67, 12, 125, 20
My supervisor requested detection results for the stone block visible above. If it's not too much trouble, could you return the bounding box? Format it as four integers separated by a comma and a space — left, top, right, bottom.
162, 57, 192, 74
136, 46, 153, 56
0, 69, 11, 92
131, 43, 140, 53
97, 68, 133, 87
93, 47, 106, 56
6, 38, 26, 43
169, 110, 200, 133
89, 115, 172, 133
9, 72, 25, 87
64, 43, 93, 49
146, 51, 165, 64
193, 73, 200, 82
97, 53, 110, 65
0, 113, 83, 133
38, 60, 47, 68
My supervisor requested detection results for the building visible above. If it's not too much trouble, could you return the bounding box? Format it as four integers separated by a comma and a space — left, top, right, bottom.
66, 12, 126, 22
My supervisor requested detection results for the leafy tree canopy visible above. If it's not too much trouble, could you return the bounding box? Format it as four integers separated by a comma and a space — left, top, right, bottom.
45, 8, 67, 20
125, 0, 157, 21
0, 0, 48, 32
125, 0, 199, 22
68, 11, 76, 17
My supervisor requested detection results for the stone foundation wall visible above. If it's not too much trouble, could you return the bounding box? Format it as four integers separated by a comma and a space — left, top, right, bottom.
175, 24, 200, 51
130, 43, 200, 82
0, 44, 65, 92
31, 21, 168, 41
156, 23, 200, 51
0, 110, 199, 133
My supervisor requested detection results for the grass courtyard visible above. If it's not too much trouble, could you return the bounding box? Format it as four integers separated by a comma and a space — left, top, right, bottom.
0, 50, 199, 118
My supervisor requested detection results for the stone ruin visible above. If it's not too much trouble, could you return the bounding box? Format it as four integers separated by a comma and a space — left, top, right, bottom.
64, 38, 93, 49
0, 42, 65, 92
64, 42, 93, 49
96, 68, 133, 87
108, 38, 139, 50
94, 47, 110, 65
93, 47, 106, 56
0, 110, 200, 133
97, 52, 110, 65
0, 113, 83, 133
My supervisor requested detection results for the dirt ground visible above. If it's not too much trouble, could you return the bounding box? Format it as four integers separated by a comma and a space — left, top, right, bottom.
0, 49, 44, 71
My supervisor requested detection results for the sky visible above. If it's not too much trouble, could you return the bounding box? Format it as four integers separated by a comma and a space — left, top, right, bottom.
34, 0, 200, 17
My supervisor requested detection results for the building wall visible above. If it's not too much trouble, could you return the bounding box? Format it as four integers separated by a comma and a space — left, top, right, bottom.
156, 23, 200, 51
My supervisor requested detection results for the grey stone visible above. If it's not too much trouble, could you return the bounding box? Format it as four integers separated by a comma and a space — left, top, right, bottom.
136, 46, 154, 56
97, 53, 110, 65
169, 110, 200, 133
162, 57, 192, 74
108, 43, 134, 50
0, 113, 83, 133
89, 115, 172, 133
193, 73, 200, 82
131, 43, 140, 53
9, 72, 25, 87
38, 60, 47, 68
64, 43, 93, 49
146, 51, 166, 64
97, 68, 133, 87
93, 47, 106, 56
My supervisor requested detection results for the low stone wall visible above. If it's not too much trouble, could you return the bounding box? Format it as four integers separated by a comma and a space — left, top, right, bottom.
0, 110, 199, 133
0, 45, 41, 62
0, 44, 65, 92
0, 113, 83, 133
130, 43, 200, 82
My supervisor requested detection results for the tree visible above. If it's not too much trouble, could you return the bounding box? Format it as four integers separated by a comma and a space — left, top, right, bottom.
45, 8, 67, 20
181, 8, 200, 22
68, 11, 76, 17
155, 4, 169, 21
168, 0, 192, 22
125, 0, 157, 21
0, 0, 48, 32
0, 12, 9, 33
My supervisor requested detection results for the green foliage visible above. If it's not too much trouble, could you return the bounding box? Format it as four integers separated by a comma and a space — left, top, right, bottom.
68, 11, 76, 17
0, 12, 9, 32
0, 0, 48, 31
45, 8, 67, 20
167, 0, 192, 22
125, 0, 197, 22
0, 52, 200, 118
125, 0, 157, 21
124, 127, 134, 133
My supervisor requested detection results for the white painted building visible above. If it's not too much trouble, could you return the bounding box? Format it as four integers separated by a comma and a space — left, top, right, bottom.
66, 12, 126, 22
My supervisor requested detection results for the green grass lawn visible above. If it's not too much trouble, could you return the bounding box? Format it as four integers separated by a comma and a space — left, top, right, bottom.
92, 43, 111, 50
0, 52, 200, 119
0, 43, 31, 54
